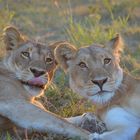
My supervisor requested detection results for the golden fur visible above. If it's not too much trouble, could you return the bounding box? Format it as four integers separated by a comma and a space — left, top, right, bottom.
55, 35, 140, 140
0, 26, 91, 139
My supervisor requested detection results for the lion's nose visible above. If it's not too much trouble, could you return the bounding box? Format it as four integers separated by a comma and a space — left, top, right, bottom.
30, 68, 46, 77
91, 78, 108, 90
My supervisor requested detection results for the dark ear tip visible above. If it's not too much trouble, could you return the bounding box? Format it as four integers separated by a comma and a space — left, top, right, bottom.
3, 25, 19, 34
110, 34, 121, 42
49, 40, 67, 46
48, 40, 69, 51
55, 41, 77, 51
116, 33, 121, 39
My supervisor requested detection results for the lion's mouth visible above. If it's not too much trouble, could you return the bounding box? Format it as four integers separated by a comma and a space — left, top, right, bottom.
87, 90, 113, 96
97, 90, 108, 94
21, 77, 47, 89
21, 81, 45, 89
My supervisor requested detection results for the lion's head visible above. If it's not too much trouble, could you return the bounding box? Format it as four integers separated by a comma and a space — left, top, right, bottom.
55, 35, 124, 105
2, 26, 63, 97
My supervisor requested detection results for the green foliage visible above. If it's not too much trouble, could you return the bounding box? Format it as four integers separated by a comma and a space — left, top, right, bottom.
6, 132, 12, 140
65, 5, 131, 47
0, 0, 14, 31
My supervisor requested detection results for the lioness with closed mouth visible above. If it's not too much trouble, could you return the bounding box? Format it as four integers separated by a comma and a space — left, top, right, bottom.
55, 35, 140, 140
0, 26, 94, 139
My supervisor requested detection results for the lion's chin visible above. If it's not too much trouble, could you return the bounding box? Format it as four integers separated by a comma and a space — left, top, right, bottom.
90, 91, 115, 105
23, 84, 45, 97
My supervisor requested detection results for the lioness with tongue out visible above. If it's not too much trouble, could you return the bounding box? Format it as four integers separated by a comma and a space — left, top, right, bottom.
0, 26, 96, 140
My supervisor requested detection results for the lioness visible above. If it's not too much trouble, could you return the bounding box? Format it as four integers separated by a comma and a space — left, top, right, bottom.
55, 35, 140, 140
0, 26, 92, 139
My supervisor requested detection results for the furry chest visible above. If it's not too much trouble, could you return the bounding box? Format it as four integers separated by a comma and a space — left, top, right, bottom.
101, 107, 140, 130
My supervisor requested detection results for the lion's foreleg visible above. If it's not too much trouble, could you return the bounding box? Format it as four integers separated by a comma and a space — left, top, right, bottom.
0, 100, 90, 140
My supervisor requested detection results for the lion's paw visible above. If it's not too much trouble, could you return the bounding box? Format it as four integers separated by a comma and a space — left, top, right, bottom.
80, 113, 107, 133
82, 112, 97, 121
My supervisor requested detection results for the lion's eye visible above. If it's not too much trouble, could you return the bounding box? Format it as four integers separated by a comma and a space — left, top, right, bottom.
46, 57, 53, 64
21, 52, 30, 58
104, 58, 111, 65
78, 62, 87, 68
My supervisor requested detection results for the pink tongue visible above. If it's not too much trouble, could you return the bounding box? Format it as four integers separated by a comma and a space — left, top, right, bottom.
28, 77, 45, 86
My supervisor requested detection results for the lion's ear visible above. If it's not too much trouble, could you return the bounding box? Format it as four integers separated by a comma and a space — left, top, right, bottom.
48, 41, 68, 52
106, 34, 124, 58
3, 26, 24, 50
55, 42, 77, 72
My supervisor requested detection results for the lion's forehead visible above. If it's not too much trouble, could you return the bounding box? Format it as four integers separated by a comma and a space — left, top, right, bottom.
12, 41, 56, 71
76, 45, 110, 62
20, 41, 53, 57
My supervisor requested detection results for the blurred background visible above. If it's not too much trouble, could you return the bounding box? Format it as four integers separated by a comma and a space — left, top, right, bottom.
0, 0, 140, 139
